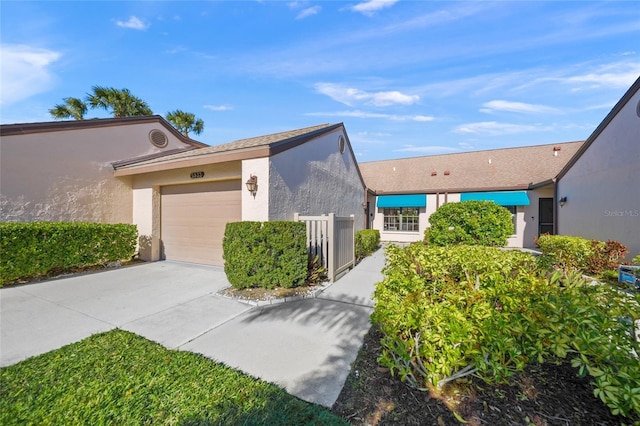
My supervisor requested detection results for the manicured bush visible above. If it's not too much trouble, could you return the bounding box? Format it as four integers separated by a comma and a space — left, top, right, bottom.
222, 221, 307, 289
425, 200, 513, 247
355, 229, 380, 260
535, 234, 597, 271
0, 222, 137, 285
373, 243, 640, 419
536, 234, 628, 275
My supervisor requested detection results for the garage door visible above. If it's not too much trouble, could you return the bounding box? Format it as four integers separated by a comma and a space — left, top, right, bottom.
161, 180, 241, 266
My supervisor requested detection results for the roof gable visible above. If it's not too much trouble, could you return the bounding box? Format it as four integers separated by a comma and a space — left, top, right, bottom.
113, 123, 343, 175
360, 141, 584, 194
0, 115, 207, 148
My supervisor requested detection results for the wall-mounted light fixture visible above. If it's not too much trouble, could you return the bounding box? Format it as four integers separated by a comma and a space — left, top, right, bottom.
246, 175, 258, 198
559, 196, 568, 207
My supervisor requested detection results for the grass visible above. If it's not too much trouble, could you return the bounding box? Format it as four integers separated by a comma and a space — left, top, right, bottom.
0, 329, 347, 426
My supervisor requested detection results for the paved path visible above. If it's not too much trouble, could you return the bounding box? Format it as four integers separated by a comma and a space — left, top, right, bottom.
0, 249, 385, 408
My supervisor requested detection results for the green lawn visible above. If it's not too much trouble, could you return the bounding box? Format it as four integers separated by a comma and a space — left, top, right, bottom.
0, 330, 347, 425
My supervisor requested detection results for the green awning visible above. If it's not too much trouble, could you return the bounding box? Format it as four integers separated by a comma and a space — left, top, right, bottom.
377, 194, 427, 208
460, 191, 530, 206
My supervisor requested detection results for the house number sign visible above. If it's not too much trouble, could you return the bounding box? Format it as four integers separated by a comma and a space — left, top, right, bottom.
190, 171, 205, 179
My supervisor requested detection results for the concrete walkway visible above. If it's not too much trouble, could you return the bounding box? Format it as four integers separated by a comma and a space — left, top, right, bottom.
0, 249, 385, 408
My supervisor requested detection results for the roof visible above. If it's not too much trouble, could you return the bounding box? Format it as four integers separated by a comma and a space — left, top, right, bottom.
360, 141, 584, 194
556, 75, 640, 181
0, 115, 208, 148
113, 122, 344, 176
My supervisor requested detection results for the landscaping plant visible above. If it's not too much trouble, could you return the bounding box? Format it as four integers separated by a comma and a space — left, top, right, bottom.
355, 229, 380, 261
373, 243, 640, 419
0, 222, 137, 286
425, 200, 513, 246
536, 234, 629, 275
222, 221, 307, 289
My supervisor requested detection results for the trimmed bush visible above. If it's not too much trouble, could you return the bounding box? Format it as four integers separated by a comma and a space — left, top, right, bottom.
425, 200, 513, 247
373, 243, 640, 419
536, 234, 628, 274
355, 229, 380, 260
0, 222, 137, 285
222, 221, 307, 289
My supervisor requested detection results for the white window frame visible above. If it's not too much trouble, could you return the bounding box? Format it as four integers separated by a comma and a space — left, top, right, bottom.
383, 207, 419, 232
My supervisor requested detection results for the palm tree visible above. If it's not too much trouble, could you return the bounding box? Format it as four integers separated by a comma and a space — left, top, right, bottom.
86, 86, 153, 118
49, 97, 88, 120
165, 110, 205, 138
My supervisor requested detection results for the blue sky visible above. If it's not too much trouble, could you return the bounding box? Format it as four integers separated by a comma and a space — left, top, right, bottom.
1, 1, 639, 162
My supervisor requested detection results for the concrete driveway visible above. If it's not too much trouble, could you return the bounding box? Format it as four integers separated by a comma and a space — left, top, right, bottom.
0, 251, 384, 408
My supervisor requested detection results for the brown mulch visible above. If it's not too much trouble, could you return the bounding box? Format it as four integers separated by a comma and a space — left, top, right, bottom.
218, 283, 324, 302
331, 325, 637, 426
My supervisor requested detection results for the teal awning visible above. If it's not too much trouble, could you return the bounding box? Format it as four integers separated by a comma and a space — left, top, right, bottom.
377, 194, 427, 208
460, 191, 530, 206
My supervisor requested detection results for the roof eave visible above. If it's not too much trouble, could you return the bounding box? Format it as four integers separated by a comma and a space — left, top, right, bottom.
114, 146, 271, 176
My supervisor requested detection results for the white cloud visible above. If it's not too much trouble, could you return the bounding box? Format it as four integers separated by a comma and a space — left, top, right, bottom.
306, 109, 434, 122
116, 16, 149, 30
394, 145, 459, 154
453, 121, 551, 136
351, 0, 398, 16
314, 83, 419, 107
0, 44, 60, 106
204, 104, 233, 111
480, 100, 562, 114
296, 6, 321, 19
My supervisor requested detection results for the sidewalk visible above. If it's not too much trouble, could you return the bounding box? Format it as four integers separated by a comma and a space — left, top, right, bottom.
1, 249, 386, 408
180, 248, 385, 407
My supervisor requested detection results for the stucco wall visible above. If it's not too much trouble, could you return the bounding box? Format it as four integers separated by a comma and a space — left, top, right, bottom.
268, 128, 366, 231
0, 122, 191, 224
242, 158, 269, 222
557, 90, 640, 258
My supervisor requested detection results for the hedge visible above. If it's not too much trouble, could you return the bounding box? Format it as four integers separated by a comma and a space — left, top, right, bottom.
0, 222, 138, 286
425, 200, 513, 247
535, 234, 628, 274
222, 221, 307, 289
373, 243, 640, 418
355, 229, 380, 261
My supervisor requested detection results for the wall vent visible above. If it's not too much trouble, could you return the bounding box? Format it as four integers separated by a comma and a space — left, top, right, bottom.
444, 170, 450, 176
149, 129, 168, 148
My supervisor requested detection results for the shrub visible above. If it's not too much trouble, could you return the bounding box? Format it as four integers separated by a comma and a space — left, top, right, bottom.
536, 235, 628, 275
586, 240, 629, 274
0, 222, 137, 286
373, 243, 640, 418
425, 201, 513, 247
222, 221, 307, 289
355, 229, 380, 260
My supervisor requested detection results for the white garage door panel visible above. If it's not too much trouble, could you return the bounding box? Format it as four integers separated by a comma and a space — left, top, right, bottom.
161, 180, 241, 266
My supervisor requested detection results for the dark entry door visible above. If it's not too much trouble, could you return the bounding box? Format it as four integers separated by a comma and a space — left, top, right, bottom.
539, 198, 554, 236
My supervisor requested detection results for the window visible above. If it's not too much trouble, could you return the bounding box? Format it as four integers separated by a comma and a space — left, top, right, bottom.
383, 208, 419, 232
505, 205, 517, 234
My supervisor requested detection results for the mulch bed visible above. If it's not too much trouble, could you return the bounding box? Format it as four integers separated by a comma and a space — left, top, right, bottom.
331, 325, 636, 426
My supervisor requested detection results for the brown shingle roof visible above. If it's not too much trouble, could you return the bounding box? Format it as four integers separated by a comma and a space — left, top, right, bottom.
114, 123, 339, 170
360, 141, 584, 194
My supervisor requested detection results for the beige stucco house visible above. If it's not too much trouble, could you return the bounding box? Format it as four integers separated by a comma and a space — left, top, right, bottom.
556, 76, 640, 258
360, 141, 584, 249
1, 118, 366, 266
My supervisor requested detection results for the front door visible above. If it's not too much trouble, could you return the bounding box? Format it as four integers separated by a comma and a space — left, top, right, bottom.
539, 198, 554, 236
